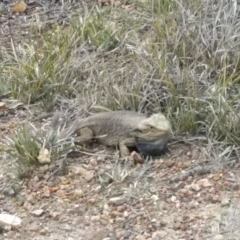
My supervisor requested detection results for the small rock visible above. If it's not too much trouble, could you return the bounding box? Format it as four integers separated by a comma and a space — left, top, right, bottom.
0, 214, 21, 227
31, 209, 44, 216
115, 231, 122, 239
211, 195, 220, 203
221, 198, 230, 207
123, 211, 128, 217
213, 234, 224, 240
15, 194, 25, 206
110, 211, 123, 217
197, 178, 213, 187
135, 235, 145, 240
123, 230, 132, 238
181, 161, 192, 169
166, 160, 175, 168
71, 167, 95, 181
89, 228, 109, 240
91, 215, 100, 222
103, 203, 109, 211
115, 217, 125, 223
28, 223, 40, 232
159, 219, 167, 226
173, 222, 182, 230
90, 158, 98, 166
191, 148, 200, 160
11, 183, 22, 194
33, 176, 39, 182
130, 151, 144, 164
2, 186, 15, 197
170, 196, 177, 202
49, 211, 60, 219
213, 174, 222, 181
0, 102, 7, 113
37, 148, 51, 164
74, 189, 84, 198
109, 196, 127, 205
116, 206, 125, 212
100, 219, 108, 225
152, 230, 167, 239
23, 201, 33, 211
186, 151, 192, 157
100, 214, 109, 221
26, 194, 36, 205
5, 230, 16, 238
39, 228, 48, 235
191, 183, 201, 192
151, 195, 159, 201
88, 198, 96, 204
39, 165, 49, 173
41, 186, 50, 198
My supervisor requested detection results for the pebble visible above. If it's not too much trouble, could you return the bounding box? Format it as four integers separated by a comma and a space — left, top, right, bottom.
91, 215, 100, 222
37, 149, 51, 164
152, 230, 167, 239
110, 211, 123, 217
31, 209, 44, 216
71, 167, 95, 181
213, 234, 224, 240
135, 235, 145, 240
221, 198, 230, 207
0, 213, 21, 227
109, 196, 127, 205
89, 228, 109, 240
115, 217, 125, 223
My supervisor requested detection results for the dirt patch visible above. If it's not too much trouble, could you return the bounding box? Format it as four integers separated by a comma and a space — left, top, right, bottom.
1, 112, 240, 240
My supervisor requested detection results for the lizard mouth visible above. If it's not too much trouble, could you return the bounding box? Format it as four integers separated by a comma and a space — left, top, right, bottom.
131, 128, 170, 140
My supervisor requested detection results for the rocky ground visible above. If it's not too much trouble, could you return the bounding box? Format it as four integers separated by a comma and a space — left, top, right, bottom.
1, 109, 240, 240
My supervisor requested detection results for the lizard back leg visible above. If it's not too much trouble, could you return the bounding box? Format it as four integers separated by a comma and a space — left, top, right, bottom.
75, 127, 94, 146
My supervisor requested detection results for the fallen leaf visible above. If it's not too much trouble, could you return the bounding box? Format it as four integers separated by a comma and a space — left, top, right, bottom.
12, 0, 27, 13
49, 187, 58, 193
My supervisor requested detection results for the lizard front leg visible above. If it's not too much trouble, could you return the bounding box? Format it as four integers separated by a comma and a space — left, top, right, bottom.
119, 137, 136, 157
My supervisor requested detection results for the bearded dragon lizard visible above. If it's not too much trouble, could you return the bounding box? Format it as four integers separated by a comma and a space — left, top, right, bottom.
73, 110, 172, 157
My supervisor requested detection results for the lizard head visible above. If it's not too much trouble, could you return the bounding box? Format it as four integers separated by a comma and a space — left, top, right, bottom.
131, 113, 172, 140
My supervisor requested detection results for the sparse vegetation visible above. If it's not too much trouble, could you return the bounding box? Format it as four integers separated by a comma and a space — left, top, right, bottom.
4, 120, 75, 178
1, 0, 240, 239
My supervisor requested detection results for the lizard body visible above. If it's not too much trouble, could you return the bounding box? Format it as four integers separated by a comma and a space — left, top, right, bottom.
74, 110, 172, 156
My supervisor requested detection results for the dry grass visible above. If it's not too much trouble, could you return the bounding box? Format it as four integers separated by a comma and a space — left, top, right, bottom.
1, 0, 239, 172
